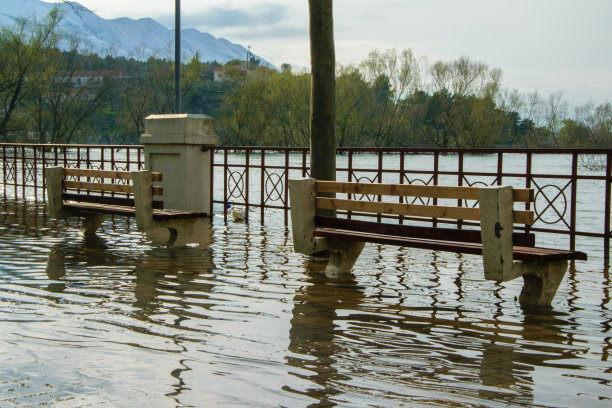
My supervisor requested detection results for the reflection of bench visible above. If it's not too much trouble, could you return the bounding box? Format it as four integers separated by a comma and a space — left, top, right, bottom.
289, 178, 587, 308
45, 167, 207, 245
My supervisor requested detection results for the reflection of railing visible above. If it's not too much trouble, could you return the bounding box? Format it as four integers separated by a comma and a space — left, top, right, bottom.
2, 143, 611, 259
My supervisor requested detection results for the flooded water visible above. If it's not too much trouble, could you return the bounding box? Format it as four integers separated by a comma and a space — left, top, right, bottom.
0, 196, 611, 407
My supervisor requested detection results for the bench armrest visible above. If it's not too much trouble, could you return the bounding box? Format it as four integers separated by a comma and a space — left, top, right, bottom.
45, 166, 66, 219
289, 178, 328, 254
479, 186, 516, 281
132, 170, 154, 229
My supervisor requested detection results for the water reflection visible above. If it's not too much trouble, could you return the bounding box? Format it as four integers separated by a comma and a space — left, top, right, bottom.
285, 246, 609, 406
478, 312, 579, 404
45, 234, 114, 293
1, 197, 611, 406
287, 261, 362, 406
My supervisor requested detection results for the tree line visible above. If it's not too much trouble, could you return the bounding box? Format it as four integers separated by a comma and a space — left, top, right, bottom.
0, 10, 610, 148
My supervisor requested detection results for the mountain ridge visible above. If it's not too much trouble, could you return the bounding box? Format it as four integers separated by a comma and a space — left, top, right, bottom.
0, 0, 271, 66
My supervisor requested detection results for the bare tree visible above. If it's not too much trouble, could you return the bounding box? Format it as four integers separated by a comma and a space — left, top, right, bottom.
0, 9, 62, 140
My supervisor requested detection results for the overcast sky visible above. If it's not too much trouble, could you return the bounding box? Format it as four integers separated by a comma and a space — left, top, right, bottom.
49, 0, 611, 105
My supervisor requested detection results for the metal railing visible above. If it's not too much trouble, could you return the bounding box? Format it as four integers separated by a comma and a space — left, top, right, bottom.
1, 143, 144, 200
2, 143, 611, 260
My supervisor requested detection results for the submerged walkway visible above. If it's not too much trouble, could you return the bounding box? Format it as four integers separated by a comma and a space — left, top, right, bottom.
0, 197, 610, 406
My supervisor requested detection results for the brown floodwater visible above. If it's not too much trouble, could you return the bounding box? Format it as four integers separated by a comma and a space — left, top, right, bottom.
0, 196, 610, 407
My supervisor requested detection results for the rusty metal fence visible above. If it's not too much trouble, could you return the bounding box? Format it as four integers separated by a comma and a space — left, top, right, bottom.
2, 143, 611, 259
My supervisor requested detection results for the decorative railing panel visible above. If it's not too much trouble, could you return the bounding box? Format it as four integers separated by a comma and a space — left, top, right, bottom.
1, 143, 611, 260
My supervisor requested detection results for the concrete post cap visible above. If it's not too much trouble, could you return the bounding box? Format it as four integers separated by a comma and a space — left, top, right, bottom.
141, 113, 220, 145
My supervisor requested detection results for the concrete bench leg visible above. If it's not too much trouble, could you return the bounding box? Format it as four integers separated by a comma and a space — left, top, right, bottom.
81, 214, 105, 234
517, 260, 568, 308
324, 240, 365, 277
145, 218, 213, 248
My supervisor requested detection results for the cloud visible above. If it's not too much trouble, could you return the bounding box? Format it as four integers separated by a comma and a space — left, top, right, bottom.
155, 2, 302, 39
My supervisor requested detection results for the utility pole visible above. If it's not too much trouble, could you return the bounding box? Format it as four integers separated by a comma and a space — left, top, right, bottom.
175, 0, 181, 113
309, 0, 336, 182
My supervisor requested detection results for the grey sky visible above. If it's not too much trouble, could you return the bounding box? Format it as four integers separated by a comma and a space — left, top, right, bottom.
49, 0, 611, 104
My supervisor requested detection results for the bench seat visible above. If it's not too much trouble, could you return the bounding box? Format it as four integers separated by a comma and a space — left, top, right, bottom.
64, 201, 207, 220
314, 227, 587, 263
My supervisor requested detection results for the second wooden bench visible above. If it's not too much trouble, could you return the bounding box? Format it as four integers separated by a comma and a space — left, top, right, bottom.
289, 178, 587, 308
45, 167, 207, 245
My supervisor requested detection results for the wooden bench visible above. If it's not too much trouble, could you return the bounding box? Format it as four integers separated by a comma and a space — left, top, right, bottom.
289, 178, 587, 308
44, 167, 207, 245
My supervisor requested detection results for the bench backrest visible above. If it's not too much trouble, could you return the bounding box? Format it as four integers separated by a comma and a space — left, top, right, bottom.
314, 181, 534, 225
58, 168, 164, 207
318, 180, 538, 282
45, 167, 164, 222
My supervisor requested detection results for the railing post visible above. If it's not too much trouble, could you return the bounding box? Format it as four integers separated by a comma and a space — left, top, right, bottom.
21, 145, 25, 198
13, 146, 18, 197
223, 148, 228, 222
284, 149, 290, 226
525, 152, 533, 234
138, 147, 143, 170
210, 148, 215, 220
301, 149, 307, 178
399, 151, 405, 224
433, 151, 439, 228
2, 145, 6, 195
260, 149, 265, 222
605, 153, 611, 261
570, 152, 578, 251
457, 151, 464, 229
245, 149, 250, 222
377, 150, 383, 222
496, 152, 503, 185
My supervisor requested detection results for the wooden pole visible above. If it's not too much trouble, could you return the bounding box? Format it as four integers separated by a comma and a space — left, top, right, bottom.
309, 0, 336, 182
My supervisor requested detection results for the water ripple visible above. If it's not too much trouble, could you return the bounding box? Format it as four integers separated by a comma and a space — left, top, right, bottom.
0, 197, 611, 406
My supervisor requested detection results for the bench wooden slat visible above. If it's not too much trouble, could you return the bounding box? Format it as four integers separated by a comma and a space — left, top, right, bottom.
152, 210, 207, 220
64, 180, 163, 196
63, 168, 163, 182
316, 181, 534, 203
64, 202, 206, 220
64, 180, 134, 194
64, 202, 136, 217
316, 197, 534, 224
314, 228, 586, 262
64, 168, 133, 180
315, 216, 536, 247
63, 193, 164, 209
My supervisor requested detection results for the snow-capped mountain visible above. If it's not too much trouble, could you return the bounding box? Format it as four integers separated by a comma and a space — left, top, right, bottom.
0, 0, 270, 66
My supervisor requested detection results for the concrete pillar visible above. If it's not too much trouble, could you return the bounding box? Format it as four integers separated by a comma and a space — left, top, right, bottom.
140, 114, 219, 215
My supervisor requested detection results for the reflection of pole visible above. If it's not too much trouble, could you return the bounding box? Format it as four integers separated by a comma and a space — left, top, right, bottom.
175, 0, 181, 113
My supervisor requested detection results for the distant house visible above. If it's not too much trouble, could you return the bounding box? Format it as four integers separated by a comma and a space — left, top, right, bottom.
70, 70, 128, 87
213, 65, 245, 82
213, 65, 275, 82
